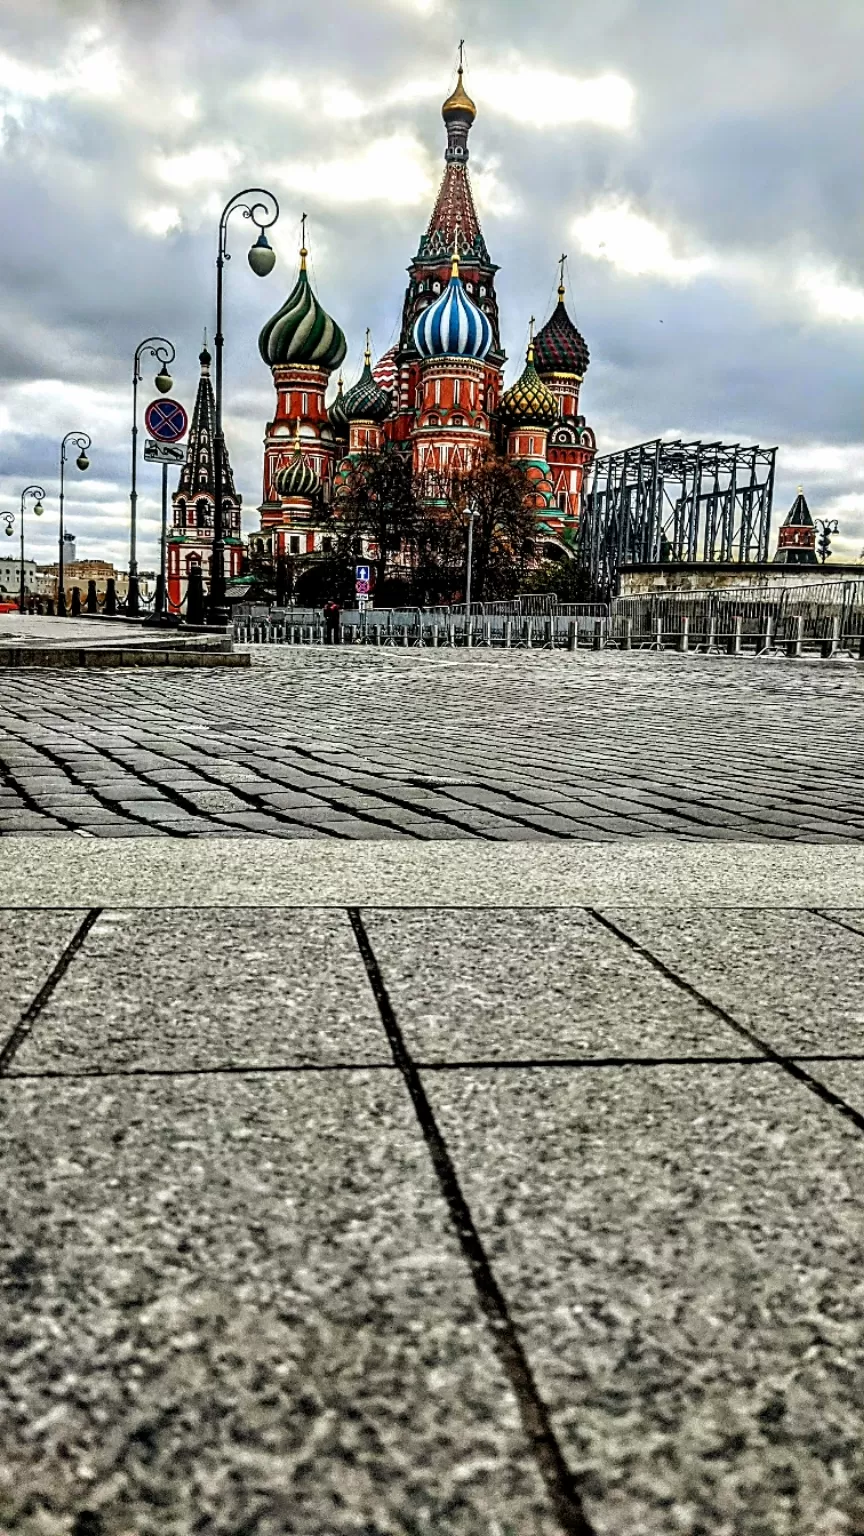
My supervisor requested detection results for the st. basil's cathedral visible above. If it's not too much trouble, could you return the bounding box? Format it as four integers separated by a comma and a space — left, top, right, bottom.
167, 64, 597, 607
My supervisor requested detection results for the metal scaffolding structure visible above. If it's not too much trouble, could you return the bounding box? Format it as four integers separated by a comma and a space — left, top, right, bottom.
579, 438, 777, 593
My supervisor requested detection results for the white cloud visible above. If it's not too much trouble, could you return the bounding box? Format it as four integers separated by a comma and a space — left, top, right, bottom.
471, 156, 519, 218
572, 200, 714, 282
797, 268, 864, 325
780, 444, 864, 481
154, 143, 242, 190
473, 67, 634, 131
244, 64, 633, 134
134, 203, 183, 238
269, 133, 433, 208
0, 27, 126, 105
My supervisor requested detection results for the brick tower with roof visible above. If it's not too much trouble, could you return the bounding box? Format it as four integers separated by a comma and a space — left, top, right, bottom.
774, 489, 818, 564
167, 342, 243, 611
389, 49, 504, 443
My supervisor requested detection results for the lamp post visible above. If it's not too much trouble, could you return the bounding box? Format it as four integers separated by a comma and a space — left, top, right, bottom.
58, 432, 91, 616
208, 187, 279, 626
815, 517, 840, 564
464, 505, 477, 646
18, 485, 45, 613
130, 337, 174, 615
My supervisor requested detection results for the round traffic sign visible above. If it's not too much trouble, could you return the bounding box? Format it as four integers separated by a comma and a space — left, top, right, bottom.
145, 397, 188, 443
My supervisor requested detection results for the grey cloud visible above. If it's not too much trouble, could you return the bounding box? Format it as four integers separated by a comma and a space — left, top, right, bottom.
0, 0, 861, 564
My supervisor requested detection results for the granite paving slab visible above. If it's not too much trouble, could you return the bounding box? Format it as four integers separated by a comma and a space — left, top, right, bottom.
11, 909, 389, 1074
599, 906, 864, 1054
362, 908, 755, 1062
0, 910, 86, 1041
0, 1071, 563, 1536
424, 1064, 864, 1536
2, 839, 864, 908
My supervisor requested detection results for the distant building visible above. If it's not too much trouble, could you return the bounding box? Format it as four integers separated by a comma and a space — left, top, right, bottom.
774, 489, 818, 565
62, 531, 77, 563
0, 558, 38, 597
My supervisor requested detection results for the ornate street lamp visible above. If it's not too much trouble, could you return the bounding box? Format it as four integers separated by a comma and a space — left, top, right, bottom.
58, 432, 91, 616
815, 517, 840, 564
129, 336, 175, 614
208, 188, 279, 626
17, 485, 45, 613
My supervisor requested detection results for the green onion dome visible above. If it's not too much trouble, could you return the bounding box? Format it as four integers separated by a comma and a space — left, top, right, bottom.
259, 249, 347, 374
343, 342, 393, 423
500, 343, 559, 429
328, 375, 349, 436
274, 433, 321, 500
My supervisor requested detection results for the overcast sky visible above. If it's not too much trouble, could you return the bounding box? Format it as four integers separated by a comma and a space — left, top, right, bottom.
0, 0, 861, 568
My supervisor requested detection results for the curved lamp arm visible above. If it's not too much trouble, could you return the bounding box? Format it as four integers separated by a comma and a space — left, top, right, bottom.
218, 187, 280, 266
134, 336, 176, 386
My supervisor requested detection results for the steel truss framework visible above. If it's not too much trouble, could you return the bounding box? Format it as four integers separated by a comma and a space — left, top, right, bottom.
579, 438, 777, 593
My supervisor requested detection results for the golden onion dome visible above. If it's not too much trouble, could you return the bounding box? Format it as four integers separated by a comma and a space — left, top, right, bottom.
500, 343, 559, 430
442, 66, 476, 123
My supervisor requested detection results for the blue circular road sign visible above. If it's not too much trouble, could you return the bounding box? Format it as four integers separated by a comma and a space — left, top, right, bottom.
145, 397, 188, 443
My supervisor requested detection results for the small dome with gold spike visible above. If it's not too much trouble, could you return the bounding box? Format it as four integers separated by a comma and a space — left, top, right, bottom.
275, 427, 320, 500
442, 65, 476, 123
343, 333, 393, 423
500, 335, 559, 429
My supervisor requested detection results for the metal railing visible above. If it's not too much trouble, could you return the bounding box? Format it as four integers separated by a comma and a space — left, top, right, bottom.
233, 580, 864, 660
234, 603, 609, 650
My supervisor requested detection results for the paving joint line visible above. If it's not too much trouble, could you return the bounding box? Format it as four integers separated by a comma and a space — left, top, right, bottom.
589, 909, 864, 1136
0, 909, 101, 1073
81, 685, 443, 840
63, 731, 348, 840
208, 733, 500, 840
807, 908, 864, 941
347, 905, 596, 1536
8, 1052, 864, 1083
0, 717, 189, 838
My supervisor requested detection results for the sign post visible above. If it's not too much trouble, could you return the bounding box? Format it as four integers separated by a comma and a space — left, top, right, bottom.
355, 563, 371, 612
144, 398, 188, 618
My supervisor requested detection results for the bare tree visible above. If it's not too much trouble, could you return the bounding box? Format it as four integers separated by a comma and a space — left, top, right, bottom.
334, 444, 420, 599
438, 450, 536, 601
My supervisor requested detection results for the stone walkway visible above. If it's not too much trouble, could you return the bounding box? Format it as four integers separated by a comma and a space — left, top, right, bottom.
0, 648, 862, 839
3, 649, 864, 1534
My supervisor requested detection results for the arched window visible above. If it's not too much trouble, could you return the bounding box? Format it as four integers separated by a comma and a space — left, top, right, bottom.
452, 414, 465, 426
432, 281, 441, 294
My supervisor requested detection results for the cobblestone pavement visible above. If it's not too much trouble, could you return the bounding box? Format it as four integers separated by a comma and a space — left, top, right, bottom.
0, 648, 863, 840
3, 894, 864, 1534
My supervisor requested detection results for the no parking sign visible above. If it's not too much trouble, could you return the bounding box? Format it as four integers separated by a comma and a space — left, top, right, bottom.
144, 398, 188, 443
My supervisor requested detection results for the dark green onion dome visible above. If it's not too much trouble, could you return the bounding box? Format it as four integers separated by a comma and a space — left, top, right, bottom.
274, 432, 321, 500
534, 282, 590, 378
259, 249, 347, 374
328, 374, 349, 436
500, 343, 559, 429
343, 342, 393, 423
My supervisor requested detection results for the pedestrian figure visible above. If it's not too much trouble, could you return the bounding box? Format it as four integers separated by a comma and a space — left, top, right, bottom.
323, 599, 340, 644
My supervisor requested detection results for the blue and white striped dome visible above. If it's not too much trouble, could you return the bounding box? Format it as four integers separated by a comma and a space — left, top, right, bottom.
413, 257, 493, 361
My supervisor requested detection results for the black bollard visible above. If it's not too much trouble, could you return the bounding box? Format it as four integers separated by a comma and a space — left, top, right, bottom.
86, 580, 98, 614
70, 586, 82, 616
153, 573, 166, 616
185, 563, 205, 626
104, 579, 117, 615
57, 590, 66, 617
126, 575, 140, 616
